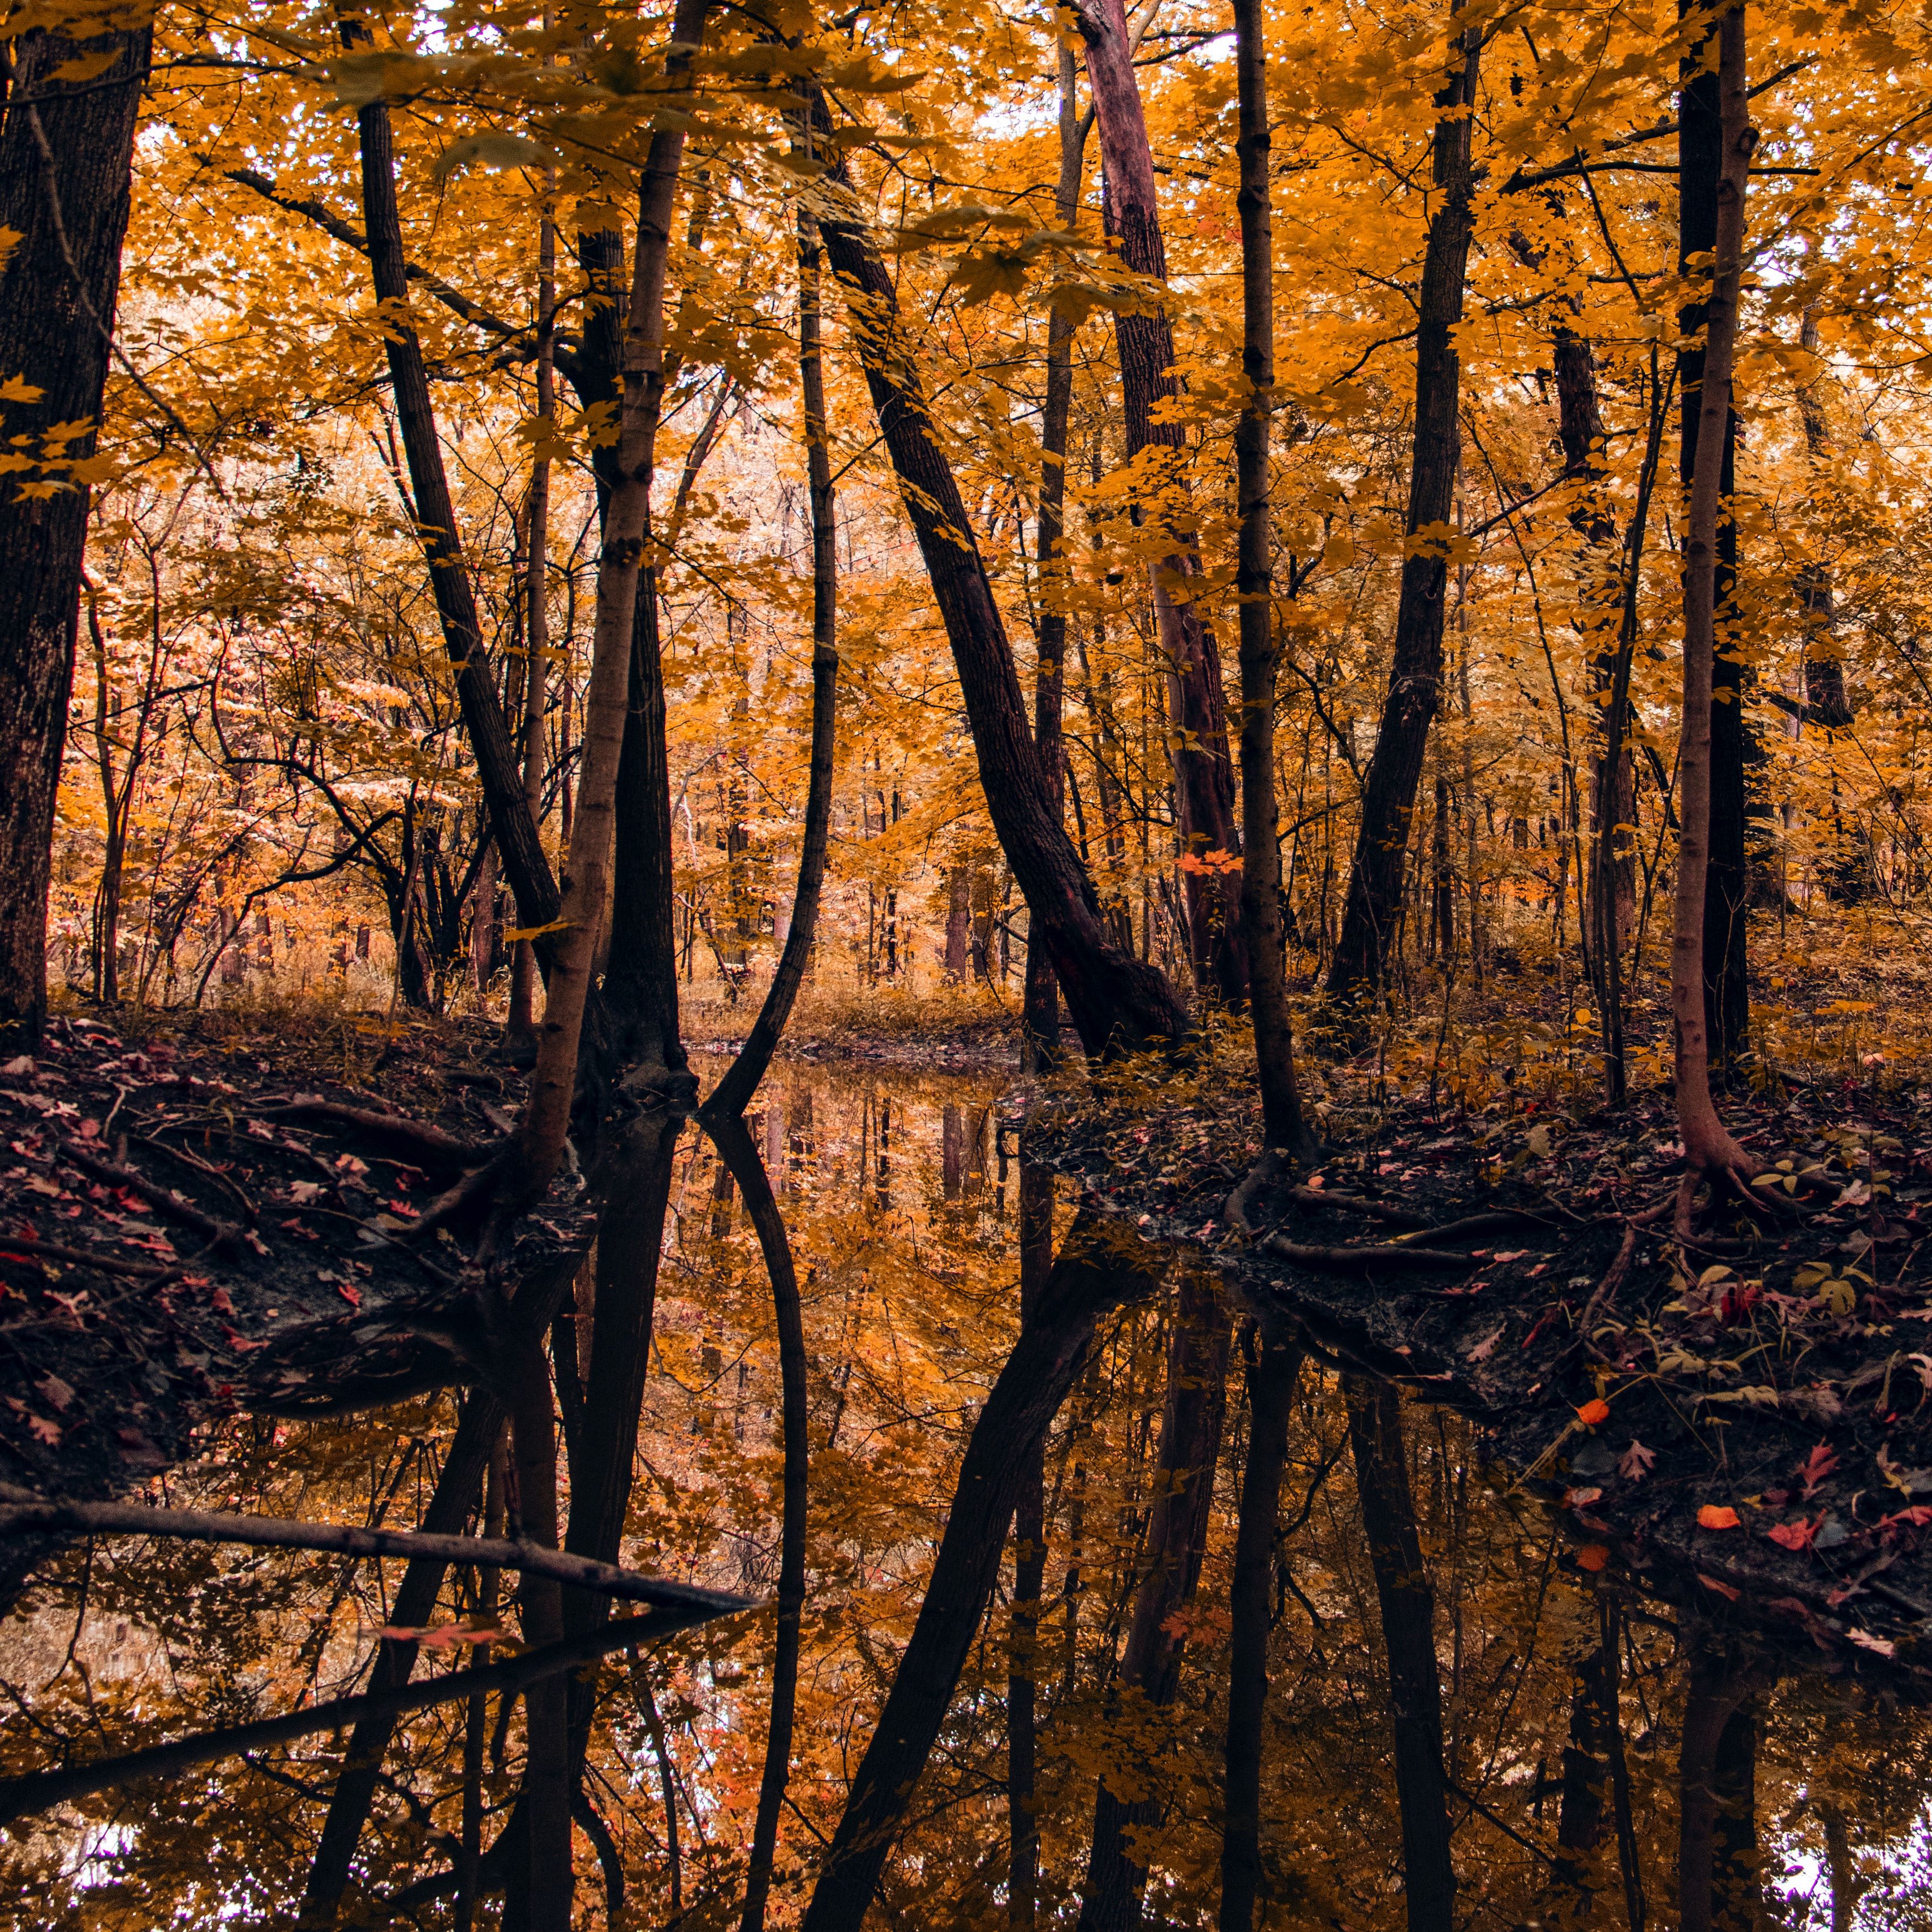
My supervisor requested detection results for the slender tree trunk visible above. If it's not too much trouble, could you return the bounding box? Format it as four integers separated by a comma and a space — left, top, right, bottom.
1219, 1326, 1300, 1932
1078, 0, 1246, 1004
803, 107, 1190, 1058
1681, 0, 1753, 1072
1677, 1654, 1757, 1932
1794, 307, 1851, 730
703, 183, 840, 1123
1008, 1160, 1056, 1929
1078, 1272, 1233, 1932
798, 1211, 1170, 1932
1671, 5, 1754, 1192
297, 1394, 505, 1928
1022, 46, 1088, 1073
350, 67, 560, 953
708, 1113, 810, 1932
1344, 1375, 1455, 1932
1547, 1611, 1616, 1920
1324, 17, 1482, 1020
1233, 0, 1313, 1157
0, 23, 153, 1048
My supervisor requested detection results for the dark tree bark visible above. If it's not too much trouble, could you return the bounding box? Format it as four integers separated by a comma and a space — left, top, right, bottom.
797, 1211, 1170, 1932
350, 72, 561, 953
1680, 0, 1752, 1072
1324, 22, 1482, 1019
1233, 0, 1313, 1156
1794, 308, 1851, 730
1677, 1654, 1763, 1932
0, 23, 152, 1049
703, 184, 840, 1123
1078, 1271, 1233, 1932
297, 1394, 504, 1928
806, 113, 1191, 1058
707, 1113, 810, 1932
1219, 1325, 1300, 1932
1022, 46, 1088, 1074
1008, 1161, 1056, 1929
1078, 0, 1246, 1004
1548, 1610, 1616, 1917
1343, 1375, 1455, 1932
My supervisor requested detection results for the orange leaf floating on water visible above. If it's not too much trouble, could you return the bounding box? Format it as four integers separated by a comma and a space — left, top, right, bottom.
1698, 1504, 1741, 1530
1576, 1399, 1610, 1427
1575, 1544, 1610, 1572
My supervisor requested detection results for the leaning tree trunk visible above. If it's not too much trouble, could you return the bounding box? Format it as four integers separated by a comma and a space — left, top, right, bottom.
1078, 1272, 1233, 1931
797, 1211, 1171, 1932
1079, 0, 1246, 1005
351, 65, 561, 956
0, 23, 153, 1049
802, 101, 1190, 1059
1670, 4, 1755, 1202
1680, 0, 1753, 1073
1344, 1375, 1456, 1932
1324, 19, 1482, 1021
1232, 0, 1313, 1157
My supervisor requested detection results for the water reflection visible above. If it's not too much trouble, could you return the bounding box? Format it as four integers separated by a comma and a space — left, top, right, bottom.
0, 1058, 1929, 1930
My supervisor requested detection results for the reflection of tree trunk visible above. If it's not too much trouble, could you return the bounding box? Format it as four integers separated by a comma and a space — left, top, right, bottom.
1078, 0, 1244, 1004
0, 22, 153, 1047
798, 1211, 1170, 1932
943, 1104, 965, 1200
1677, 1654, 1762, 1932
1219, 1324, 1300, 1932
1008, 1161, 1056, 1930
1078, 1272, 1233, 1932
1344, 1375, 1455, 1932
807, 107, 1190, 1057
1324, 24, 1481, 1021
296, 1393, 505, 1928
1821, 1803, 1861, 1932
1548, 1608, 1615, 1917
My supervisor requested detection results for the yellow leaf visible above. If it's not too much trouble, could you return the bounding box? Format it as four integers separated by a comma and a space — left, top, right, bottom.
0, 373, 45, 405
49, 49, 123, 84
503, 918, 573, 943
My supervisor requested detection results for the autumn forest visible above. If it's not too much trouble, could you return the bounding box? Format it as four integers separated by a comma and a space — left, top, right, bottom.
2, 0, 1932, 1926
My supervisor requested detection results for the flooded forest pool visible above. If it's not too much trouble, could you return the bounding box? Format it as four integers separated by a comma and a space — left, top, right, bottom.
2, 1057, 1930, 1929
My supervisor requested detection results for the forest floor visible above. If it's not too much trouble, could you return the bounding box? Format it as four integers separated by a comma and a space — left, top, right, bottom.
6, 928, 1932, 1692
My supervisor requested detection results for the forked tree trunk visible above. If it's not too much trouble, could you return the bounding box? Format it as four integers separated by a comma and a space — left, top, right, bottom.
1078, 1272, 1233, 1931
1680, 0, 1753, 1072
798, 1211, 1171, 1932
350, 68, 561, 954
803, 107, 1190, 1058
1344, 1375, 1455, 1932
1022, 45, 1087, 1074
1324, 18, 1481, 1021
703, 183, 840, 1124
1219, 1324, 1300, 1932
1078, 0, 1246, 1005
0, 24, 152, 1048
1233, 0, 1313, 1157
1670, 5, 1754, 1195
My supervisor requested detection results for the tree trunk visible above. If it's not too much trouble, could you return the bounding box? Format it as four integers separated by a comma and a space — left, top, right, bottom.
1233, 0, 1313, 1157
1677, 1653, 1758, 1932
0, 23, 152, 1049
1670, 5, 1754, 1193
1344, 1375, 1456, 1932
350, 70, 561, 955
1680, 0, 1752, 1073
797, 1210, 1170, 1932
1078, 0, 1245, 1004
1548, 1610, 1616, 1918
804, 114, 1190, 1058
1324, 19, 1481, 1020
1078, 1271, 1233, 1931
703, 183, 840, 1124
1022, 45, 1087, 1074
1219, 1325, 1300, 1932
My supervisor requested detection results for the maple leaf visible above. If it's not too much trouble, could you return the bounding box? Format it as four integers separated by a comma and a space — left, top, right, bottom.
1617, 1440, 1656, 1482
1767, 1518, 1818, 1552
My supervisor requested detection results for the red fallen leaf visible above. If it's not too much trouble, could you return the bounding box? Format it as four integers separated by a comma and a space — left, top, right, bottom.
35, 1373, 74, 1412
1798, 1443, 1838, 1500
385, 1198, 418, 1219
221, 1324, 263, 1353
211, 1286, 236, 1317
1576, 1399, 1611, 1427
1698, 1504, 1742, 1530
1767, 1518, 1819, 1552
1618, 1439, 1657, 1482
28, 1415, 61, 1445
1699, 1574, 1742, 1600
1848, 1628, 1896, 1658
337, 1281, 362, 1309
1575, 1544, 1610, 1572
1565, 1487, 1604, 1509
